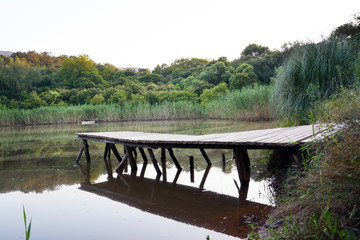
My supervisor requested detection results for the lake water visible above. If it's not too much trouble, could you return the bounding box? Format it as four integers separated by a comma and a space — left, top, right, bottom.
0, 120, 276, 240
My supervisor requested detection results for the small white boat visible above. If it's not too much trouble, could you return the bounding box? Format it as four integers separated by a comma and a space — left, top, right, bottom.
81, 120, 96, 125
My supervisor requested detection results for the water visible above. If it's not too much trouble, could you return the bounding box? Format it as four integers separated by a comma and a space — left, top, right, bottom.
0, 120, 276, 239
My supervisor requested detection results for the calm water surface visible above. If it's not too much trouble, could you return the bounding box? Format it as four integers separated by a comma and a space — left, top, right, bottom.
0, 120, 276, 240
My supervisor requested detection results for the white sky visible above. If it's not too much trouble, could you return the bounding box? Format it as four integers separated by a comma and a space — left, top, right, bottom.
1, 0, 358, 69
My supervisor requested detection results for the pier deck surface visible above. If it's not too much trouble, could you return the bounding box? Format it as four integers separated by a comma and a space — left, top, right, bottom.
77, 124, 339, 150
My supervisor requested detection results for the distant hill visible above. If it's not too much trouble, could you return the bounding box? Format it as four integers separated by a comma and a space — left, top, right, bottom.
0, 51, 13, 57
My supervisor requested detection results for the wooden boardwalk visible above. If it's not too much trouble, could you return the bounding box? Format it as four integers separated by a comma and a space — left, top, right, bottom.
75, 124, 340, 187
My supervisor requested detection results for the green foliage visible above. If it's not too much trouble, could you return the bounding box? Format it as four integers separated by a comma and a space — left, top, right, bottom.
110, 90, 127, 105
271, 37, 356, 117
229, 63, 258, 90
241, 43, 270, 58
59, 54, 105, 89
198, 61, 233, 85
200, 82, 228, 105
90, 94, 105, 105
23, 206, 32, 240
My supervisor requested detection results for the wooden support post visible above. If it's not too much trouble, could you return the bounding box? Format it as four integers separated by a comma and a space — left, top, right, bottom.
161, 160, 167, 182
140, 162, 147, 179
110, 144, 122, 163
83, 140, 91, 162
200, 148, 212, 165
161, 148, 166, 162
75, 143, 85, 163
167, 148, 182, 170
104, 143, 110, 160
125, 146, 137, 172
138, 148, 148, 163
147, 149, 162, 176
173, 169, 181, 184
132, 147, 138, 159
199, 165, 211, 189
190, 156, 194, 183
233, 149, 250, 186
115, 152, 128, 173
222, 152, 226, 172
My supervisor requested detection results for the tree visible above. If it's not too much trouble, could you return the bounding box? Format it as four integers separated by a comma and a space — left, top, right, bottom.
198, 61, 233, 85
241, 44, 270, 58
200, 82, 228, 105
59, 54, 105, 89
90, 93, 105, 105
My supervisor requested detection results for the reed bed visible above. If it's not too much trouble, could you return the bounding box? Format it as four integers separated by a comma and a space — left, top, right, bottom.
271, 37, 355, 117
0, 102, 206, 126
0, 85, 273, 126
205, 85, 272, 121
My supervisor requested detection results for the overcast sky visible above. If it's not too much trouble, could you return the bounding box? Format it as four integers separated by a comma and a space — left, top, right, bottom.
1, 0, 358, 69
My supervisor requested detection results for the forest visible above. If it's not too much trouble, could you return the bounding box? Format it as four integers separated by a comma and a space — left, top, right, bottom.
0, 43, 285, 109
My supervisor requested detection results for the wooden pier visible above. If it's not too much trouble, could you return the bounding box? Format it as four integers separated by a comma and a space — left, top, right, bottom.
75, 124, 340, 187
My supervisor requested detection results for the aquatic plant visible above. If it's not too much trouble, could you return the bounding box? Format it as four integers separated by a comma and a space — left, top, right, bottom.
23, 206, 32, 240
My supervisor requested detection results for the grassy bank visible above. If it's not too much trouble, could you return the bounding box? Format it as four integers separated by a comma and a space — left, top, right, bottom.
252, 89, 360, 239
0, 85, 273, 126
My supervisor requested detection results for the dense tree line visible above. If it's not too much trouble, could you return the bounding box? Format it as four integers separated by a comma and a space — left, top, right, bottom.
0, 14, 359, 110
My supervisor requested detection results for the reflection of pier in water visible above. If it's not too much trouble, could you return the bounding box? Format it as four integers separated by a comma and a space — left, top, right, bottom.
77, 162, 271, 238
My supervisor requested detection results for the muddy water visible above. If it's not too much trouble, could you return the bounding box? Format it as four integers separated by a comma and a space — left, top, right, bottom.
0, 120, 275, 239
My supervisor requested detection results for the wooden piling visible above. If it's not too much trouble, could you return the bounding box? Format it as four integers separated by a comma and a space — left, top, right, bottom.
75, 143, 85, 163
125, 146, 137, 172
161, 148, 166, 162
233, 149, 250, 186
190, 156, 194, 183
83, 140, 91, 162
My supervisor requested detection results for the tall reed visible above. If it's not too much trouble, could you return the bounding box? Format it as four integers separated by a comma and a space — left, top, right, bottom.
205, 84, 272, 121
271, 37, 356, 117
0, 102, 205, 126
